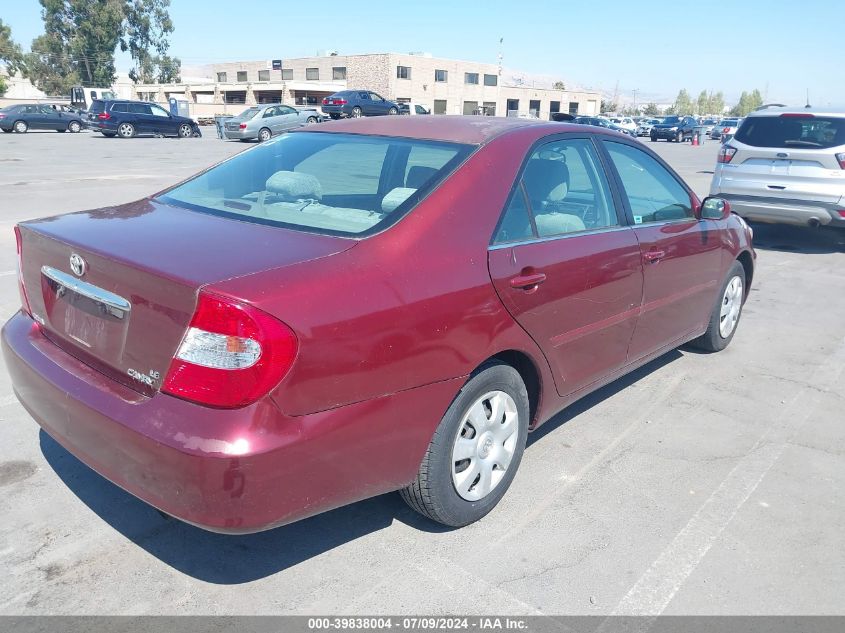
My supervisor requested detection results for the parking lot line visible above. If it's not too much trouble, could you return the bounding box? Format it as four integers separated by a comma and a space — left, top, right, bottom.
610, 335, 845, 616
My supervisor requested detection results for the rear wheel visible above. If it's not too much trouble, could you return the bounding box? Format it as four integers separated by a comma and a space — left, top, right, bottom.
178, 123, 193, 138
101, 131, 116, 137
258, 127, 272, 142
13, 120, 28, 133
329, 113, 340, 120
351, 106, 363, 118
400, 361, 529, 527
68, 120, 82, 133
690, 261, 746, 352
1, 128, 11, 133
117, 122, 135, 138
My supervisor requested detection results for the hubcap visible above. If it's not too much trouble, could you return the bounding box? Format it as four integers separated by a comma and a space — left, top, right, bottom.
353, 109, 361, 118
119, 124, 132, 137
260, 130, 270, 141
180, 124, 191, 136
15, 122, 25, 132
451, 391, 519, 501
719, 276, 743, 338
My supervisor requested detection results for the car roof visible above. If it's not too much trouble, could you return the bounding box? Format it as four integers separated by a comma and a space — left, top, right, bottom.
746, 105, 845, 118
297, 116, 548, 144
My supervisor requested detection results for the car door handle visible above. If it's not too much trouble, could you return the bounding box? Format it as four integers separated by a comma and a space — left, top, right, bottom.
643, 250, 666, 263
510, 272, 547, 289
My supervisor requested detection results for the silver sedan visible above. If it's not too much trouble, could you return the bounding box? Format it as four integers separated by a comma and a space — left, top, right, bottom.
223, 104, 322, 142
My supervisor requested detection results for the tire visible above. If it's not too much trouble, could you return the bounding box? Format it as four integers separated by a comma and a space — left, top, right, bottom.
68, 120, 82, 133
650, 133, 657, 142
676, 130, 684, 143
400, 361, 529, 527
117, 122, 135, 138
330, 113, 340, 120
306, 116, 317, 125
351, 106, 363, 118
690, 261, 746, 352
388, 106, 398, 115
101, 132, 116, 137
258, 127, 272, 142
13, 120, 28, 133
178, 123, 193, 138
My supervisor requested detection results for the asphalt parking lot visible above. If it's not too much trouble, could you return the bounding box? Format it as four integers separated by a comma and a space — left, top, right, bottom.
0, 129, 843, 616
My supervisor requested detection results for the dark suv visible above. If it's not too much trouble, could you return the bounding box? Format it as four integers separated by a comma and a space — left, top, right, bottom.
321, 91, 400, 119
88, 100, 201, 138
650, 116, 698, 142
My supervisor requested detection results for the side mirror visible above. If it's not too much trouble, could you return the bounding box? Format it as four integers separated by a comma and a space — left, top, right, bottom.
700, 196, 731, 220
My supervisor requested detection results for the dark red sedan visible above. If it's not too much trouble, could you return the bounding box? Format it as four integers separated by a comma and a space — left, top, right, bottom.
3, 117, 754, 532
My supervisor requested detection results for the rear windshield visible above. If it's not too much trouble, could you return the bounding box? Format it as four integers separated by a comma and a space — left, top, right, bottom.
89, 100, 105, 113
721, 119, 739, 126
735, 115, 845, 149
238, 107, 261, 119
158, 132, 474, 237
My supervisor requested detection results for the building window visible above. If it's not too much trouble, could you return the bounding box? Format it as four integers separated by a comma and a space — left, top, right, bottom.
258, 70, 270, 82
397, 66, 411, 80
281, 68, 293, 81
482, 101, 497, 116
569, 101, 579, 115
236, 71, 248, 82
306, 68, 319, 80
332, 66, 347, 80
529, 100, 541, 116
550, 101, 561, 114
483, 74, 498, 87
224, 91, 247, 104
434, 69, 448, 83
464, 73, 479, 85
216, 72, 227, 83
434, 99, 447, 114
463, 101, 479, 115
506, 99, 519, 115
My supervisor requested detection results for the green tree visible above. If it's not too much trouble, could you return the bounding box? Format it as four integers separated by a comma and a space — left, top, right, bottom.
643, 102, 660, 116
553, 80, 566, 90
601, 99, 617, 114
709, 91, 725, 115
673, 89, 693, 115
0, 19, 25, 74
24, 0, 174, 91
136, 53, 181, 83
749, 88, 763, 111
696, 90, 709, 115
0, 74, 8, 97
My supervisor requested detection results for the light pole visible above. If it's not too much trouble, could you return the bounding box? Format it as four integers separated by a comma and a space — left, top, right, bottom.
632, 88, 639, 115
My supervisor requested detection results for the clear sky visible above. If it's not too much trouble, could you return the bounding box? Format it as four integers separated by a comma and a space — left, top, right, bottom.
4, 0, 844, 107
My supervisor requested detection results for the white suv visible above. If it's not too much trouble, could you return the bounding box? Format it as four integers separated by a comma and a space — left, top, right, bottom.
710, 106, 845, 229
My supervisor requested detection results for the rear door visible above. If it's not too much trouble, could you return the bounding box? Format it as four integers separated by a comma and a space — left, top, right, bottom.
716, 114, 845, 203
37, 106, 63, 130
128, 103, 152, 133
276, 105, 301, 131
488, 136, 644, 398
601, 140, 722, 361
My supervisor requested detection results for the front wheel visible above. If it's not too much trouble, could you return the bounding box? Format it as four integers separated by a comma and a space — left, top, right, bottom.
351, 107, 363, 118
676, 130, 684, 143
178, 123, 193, 138
400, 361, 529, 527
68, 120, 82, 133
690, 261, 746, 352
258, 127, 272, 142
388, 106, 398, 115
306, 116, 317, 125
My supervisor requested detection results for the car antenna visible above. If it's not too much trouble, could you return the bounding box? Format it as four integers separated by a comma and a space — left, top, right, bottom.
805, 89, 811, 109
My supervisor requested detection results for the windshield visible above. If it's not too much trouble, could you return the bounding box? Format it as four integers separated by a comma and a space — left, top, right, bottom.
158, 132, 474, 237
735, 115, 845, 148
663, 117, 681, 124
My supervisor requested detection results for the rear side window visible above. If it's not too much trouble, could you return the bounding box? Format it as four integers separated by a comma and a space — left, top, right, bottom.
158, 132, 473, 236
735, 115, 845, 149
111, 103, 128, 113
604, 142, 693, 224
129, 103, 151, 115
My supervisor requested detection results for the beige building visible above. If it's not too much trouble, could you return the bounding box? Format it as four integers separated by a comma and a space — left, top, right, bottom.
134, 52, 601, 119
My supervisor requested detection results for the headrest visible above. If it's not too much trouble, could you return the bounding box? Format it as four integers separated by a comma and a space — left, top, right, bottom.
381, 187, 416, 213
265, 171, 323, 201
406, 166, 438, 189
523, 159, 570, 202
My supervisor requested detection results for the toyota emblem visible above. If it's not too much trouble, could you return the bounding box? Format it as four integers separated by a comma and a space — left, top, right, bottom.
69, 253, 86, 277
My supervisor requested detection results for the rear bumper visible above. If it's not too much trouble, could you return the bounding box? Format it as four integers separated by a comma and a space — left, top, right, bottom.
2, 311, 462, 533
222, 128, 255, 140
713, 193, 845, 228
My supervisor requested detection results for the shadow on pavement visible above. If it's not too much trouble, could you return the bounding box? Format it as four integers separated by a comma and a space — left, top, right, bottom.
749, 222, 845, 255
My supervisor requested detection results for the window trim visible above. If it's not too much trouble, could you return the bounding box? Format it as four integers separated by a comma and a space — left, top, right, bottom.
464, 72, 479, 85
434, 69, 448, 83
396, 65, 411, 80
596, 137, 699, 228
305, 67, 319, 80
483, 73, 498, 87
489, 132, 631, 247
332, 66, 347, 80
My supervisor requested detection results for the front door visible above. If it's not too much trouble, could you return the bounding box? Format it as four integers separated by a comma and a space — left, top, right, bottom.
488, 137, 644, 398
148, 103, 178, 135
601, 140, 722, 361
369, 92, 389, 115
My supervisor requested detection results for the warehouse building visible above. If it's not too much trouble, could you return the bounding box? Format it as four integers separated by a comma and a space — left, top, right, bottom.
134, 52, 601, 119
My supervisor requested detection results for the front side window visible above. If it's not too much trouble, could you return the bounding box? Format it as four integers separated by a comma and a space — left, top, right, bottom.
262, 106, 278, 118
158, 133, 473, 237
464, 72, 479, 85
494, 138, 618, 242
149, 104, 170, 117
397, 66, 411, 79
306, 68, 319, 80
603, 141, 693, 224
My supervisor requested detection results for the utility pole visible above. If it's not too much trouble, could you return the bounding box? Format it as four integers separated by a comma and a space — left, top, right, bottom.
632, 88, 639, 114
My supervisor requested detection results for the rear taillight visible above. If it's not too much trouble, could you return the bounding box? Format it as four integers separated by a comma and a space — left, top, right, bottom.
837, 210, 845, 218
722, 127, 730, 133
836, 152, 845, 169
718, 145, 737, 164
97, 112, 110, 120
322, 98, 328, 105
14, 226, 31, 316
239, 122, 247, 129
335, 99, 347, 105
162, 291, 298, 408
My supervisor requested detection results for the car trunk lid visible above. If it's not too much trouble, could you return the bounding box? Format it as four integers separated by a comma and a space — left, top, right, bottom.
18, 199, 355, 395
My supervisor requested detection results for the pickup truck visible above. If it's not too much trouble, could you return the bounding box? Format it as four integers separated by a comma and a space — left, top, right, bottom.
650, 115, 699, 142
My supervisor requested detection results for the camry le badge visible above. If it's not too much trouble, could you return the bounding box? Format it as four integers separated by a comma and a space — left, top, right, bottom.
69, 253, 87, 277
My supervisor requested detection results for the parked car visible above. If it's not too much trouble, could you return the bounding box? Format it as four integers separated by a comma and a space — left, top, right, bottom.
573, 116, 637, 137
4, 117, 754, 533
223, 104, 322, 142
399, 102, 431, 115
650, 115, 699, 142
0, 103, 85, 134
321, 90, 400, 118
609, 117, 637, 132
713, 118, 742, 142
636, 118, 661, 137
87, 100, 202, 138
710, 106, 845, 229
